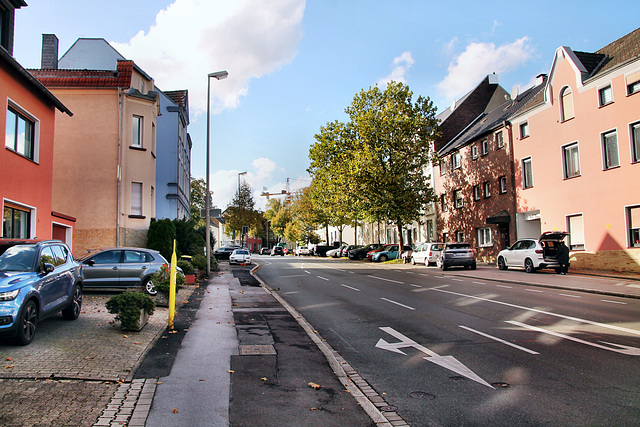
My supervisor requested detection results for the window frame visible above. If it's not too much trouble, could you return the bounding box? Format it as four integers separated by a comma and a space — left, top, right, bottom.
626, 70, 640, 96
471, 145, 478, 160
627, 205, 640, 248
130, 182, 143, 217
478, 227, 492, 247
452, 152, 461, 170
483, 181, 491, 198
630, 121, 640, 164
2, 201, 34, 239
454, 189, 463, 209
456, 231, 465, 243
566, 213, 585, 250
562, 142, 581, 179
560, 86, 575, 122
440, 194, 447, 212
131, 115, 143, 148
499, 176, 507, 194
473, 185, 481, 201
519, 121, 529, 139
481, 139, 488, 156
496, 131, 504, 149
601, 129, 620, 170
5, 102, 38, 162
598, 84, 613, 107
522, 157, 533, 189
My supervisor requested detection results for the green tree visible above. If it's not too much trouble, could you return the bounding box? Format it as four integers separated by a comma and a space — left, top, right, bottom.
146, 218, 176, 260
224, 181, 263, 242
309, 81, 440, 251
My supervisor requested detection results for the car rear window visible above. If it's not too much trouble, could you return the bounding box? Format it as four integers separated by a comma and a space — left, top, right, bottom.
448, 244, 471, 249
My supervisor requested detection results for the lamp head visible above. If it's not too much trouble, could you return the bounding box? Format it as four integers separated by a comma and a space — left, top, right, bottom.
208, 71, 229, 80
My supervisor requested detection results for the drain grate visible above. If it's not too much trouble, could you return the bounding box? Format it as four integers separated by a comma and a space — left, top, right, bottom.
239, 344, 277, 355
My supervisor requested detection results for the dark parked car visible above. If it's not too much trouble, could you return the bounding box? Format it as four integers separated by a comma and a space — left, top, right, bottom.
260, 247, 271, 255
437, 243, 476, 270
348, 243, 383, 260
77, 247, 169, 295
213, 246, 240, 260
0, 240, 83, 345
271, 246, 285, 256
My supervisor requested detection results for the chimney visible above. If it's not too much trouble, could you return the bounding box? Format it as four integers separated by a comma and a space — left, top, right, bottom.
41, 34, 59, 69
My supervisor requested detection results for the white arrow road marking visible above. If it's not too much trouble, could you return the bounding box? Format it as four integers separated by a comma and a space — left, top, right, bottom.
376, 327, 494, 389
507, 321, 640, 356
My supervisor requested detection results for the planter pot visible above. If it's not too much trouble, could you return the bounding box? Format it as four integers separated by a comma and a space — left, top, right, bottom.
120, 308, 150, 331
155, 293, 169, 307
185, 274, 196, 284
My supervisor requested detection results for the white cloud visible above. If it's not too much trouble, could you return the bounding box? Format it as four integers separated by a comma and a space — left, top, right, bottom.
111, 0, 305, 114
378, 51, 415, 86
437, 36, 534, 101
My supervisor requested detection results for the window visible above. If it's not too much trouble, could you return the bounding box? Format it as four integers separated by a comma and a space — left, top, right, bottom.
454, 190, 463, 208
456, 231, 465, 242
522, 157, 533, 189
599, 85, 613, 107
471, 145, 478, 160
473, 185, 481, 200
626, 70, 640, 95
440, 194, 447, 212
124, 250, 150, 263
442, 232, 448, 243
452, 152, 461, 169
631, 121, 640, 163
3, 204, 31, 239
499, 176, 507, 194
38, 247, 56, 272
426, 220, 434, 242
560, 86, 574, 121
519, 121, 529, 139
92, 250, 122, 264
602, 130, 619, 170
567, 214, 585, 250
481, 139, 488, 155
132, 116, 143, 147
5, 106, 36, 160
151, 122, 156, 155
131, 182, 143, 216
563, 142, 581, 178
478, 227, 492, 247
496, 131, 504, 148
628, 206, 640, 247
439, 159, 446, 176
483, 181, 491, 198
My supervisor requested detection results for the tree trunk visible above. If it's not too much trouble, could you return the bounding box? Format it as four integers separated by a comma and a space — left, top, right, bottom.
396, 222, 404, 258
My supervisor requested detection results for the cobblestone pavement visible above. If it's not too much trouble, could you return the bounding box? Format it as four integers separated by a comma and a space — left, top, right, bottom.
0, 287, 194, 426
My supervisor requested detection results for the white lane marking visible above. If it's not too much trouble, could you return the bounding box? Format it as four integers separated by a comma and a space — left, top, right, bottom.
459, 325, 539, 355
600, 299, 627, 305
429, 287, 640, 337
380, 298, 415, 311
304, 270, 311, 274
525, 289, 543, 293
496, 285, 512, 288
559, 294, 581, 298
283, 291, 300, 295
341, 284, 361, 292
507, 321, 640, 356
376, 327, 493, 389
317, 276, 330, 281
472, 281, 487, 285
451, 278, 464, 282
410, 284, 422, 288
280, 274, 307, 278
419, 274, 432, 277
367, 275, 404, 284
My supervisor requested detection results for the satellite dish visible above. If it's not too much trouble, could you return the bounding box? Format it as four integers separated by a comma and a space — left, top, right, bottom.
510, 86, 519, 101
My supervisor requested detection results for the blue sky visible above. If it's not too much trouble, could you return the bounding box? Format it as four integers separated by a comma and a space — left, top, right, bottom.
13, 0, 640, 210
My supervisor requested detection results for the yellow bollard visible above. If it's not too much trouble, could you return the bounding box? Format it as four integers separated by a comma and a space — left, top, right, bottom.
168, 240, 177, 329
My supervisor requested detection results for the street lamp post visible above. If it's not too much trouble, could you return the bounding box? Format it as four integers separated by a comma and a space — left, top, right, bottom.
206, 70, 228, 278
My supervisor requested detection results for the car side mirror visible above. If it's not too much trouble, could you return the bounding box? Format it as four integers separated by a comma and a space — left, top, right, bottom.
42, 263, 55, 275
86, 260, 95, 266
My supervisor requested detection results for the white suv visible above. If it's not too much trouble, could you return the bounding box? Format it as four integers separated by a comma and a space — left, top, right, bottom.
497, 231, 569, 273
409, 243, 444, 266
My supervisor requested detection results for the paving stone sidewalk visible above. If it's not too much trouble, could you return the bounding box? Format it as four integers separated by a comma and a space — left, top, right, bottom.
0, 287, 194, 426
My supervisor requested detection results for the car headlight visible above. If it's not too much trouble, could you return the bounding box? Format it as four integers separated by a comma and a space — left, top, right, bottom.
0, 289, 20, 301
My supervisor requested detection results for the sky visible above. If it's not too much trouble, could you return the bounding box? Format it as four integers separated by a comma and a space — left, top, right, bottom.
13, 0, 640, 211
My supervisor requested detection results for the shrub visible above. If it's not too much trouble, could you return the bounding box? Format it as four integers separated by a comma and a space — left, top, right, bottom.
152, 264, 185, 299
177, 260, 194, 274
106, 291, 155, 330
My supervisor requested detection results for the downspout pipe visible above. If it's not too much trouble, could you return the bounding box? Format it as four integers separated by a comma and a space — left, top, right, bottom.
116, 87, 123, 246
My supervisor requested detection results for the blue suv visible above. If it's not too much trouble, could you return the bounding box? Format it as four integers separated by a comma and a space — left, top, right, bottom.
0, 240, 83, 345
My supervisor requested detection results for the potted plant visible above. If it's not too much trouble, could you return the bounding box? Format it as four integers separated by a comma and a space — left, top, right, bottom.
152, 264, 185, 307
178, 260, 196, 284
106, 291, 155, 331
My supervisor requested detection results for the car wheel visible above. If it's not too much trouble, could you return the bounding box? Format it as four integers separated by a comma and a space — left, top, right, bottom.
471, 263, 477, 270
379, 255, 388, 262
143, 277, 158, 295
498, 257, 508, 271
411, 257, 416, 265
62, 285, 82, 320
16, 300, 37, 346
358, 254, 364, 260
525, 258, 536, 273
441, 263, 448, 271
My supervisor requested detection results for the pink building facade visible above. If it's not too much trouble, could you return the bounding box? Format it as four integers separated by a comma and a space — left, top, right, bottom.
510, 28, 640, 272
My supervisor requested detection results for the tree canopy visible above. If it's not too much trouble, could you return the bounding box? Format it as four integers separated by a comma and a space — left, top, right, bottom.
308, 81, 440, 250
224, 180, 263, 241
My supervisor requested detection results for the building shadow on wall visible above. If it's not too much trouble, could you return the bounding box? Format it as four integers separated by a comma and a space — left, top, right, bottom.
570, 231, 640, 273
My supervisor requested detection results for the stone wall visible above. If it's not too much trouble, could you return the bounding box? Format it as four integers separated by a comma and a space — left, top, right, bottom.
571, 249, 640, 273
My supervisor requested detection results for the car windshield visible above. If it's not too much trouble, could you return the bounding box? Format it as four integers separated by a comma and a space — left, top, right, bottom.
235, 250, 249, 255
447, 243, 471, 249
0, 245, 37, 272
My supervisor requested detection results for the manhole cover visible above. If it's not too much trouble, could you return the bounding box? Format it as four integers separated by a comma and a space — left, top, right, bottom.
491, 382, 510, 388
410, 391, 435, 400
380, 405, 398, 412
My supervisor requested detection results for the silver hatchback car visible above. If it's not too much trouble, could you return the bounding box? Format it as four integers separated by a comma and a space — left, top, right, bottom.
78, 248, 169, 295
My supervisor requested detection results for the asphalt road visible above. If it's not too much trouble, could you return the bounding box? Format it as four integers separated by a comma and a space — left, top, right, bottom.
254, 255, 640, 426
